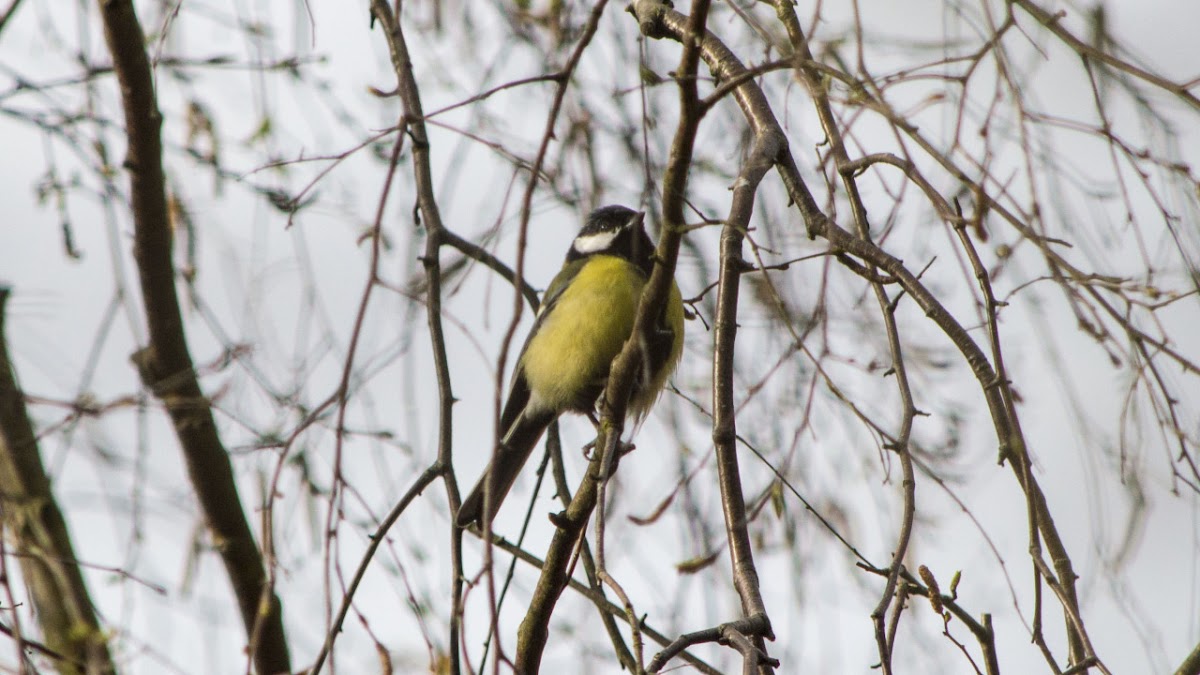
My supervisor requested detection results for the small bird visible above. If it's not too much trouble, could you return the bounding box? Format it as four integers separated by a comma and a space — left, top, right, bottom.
456, 205, 685, 528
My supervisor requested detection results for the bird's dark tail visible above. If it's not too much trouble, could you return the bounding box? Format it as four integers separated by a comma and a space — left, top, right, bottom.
456, 409, 556, 528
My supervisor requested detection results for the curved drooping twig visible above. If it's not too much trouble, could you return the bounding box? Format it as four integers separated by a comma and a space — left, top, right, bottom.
309, 2, 466, 673
632, 0, 1104, 672
633, 0, 789, 671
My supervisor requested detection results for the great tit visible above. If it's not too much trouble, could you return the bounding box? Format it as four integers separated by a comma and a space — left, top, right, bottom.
456, 205, 685, 528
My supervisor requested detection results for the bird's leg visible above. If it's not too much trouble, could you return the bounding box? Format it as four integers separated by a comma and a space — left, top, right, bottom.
581, 411, 635, 470
582, 412, 602, 460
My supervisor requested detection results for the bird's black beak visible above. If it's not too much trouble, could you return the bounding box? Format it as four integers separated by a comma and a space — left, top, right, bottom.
628, 210, 646, 230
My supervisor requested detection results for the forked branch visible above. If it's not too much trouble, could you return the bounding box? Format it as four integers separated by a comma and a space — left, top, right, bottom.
633, 0, 1105, 672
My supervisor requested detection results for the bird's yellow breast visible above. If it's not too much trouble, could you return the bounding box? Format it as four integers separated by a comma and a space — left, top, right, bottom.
520, 255, 645, 411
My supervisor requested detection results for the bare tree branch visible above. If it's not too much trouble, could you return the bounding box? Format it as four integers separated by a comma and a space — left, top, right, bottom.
1011, 0, 1200, 111
1175, 641, 1200, 675
0, 287, 116, 675
0, 0, 23, 39
361, 3, 464, 674
98, 1, 290, 671
632, 2, 784, 670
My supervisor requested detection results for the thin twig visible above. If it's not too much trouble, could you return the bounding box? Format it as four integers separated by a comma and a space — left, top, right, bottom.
1011, 0, 1200, 111
633, 2, 783, 670
308, 462, 444, 675
363, 3, 464, 674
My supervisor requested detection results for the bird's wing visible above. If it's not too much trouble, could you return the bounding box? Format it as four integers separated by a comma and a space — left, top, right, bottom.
496, 259, 586, 428
532, 259, 584, 327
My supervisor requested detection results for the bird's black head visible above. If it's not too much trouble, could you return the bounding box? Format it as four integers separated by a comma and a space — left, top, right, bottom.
567, 205, 655, 274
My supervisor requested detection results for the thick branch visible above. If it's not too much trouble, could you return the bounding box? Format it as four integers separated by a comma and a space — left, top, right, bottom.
706, 127, 779, 675
478, 527, 723, 675
0, 288, 116, 674
497, 3, 632, 671
98, 1, 289, 672
1175, 640, 1200, 675
514, 449, 603, 672
768, 9, 922, 671
763, 2, 1097, 668
632, 2, 781, 672
515, 0, 707, 662
638, 0, 1102, 671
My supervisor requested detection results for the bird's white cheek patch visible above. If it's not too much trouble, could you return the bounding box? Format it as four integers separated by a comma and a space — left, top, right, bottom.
572, 230, 619, 254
